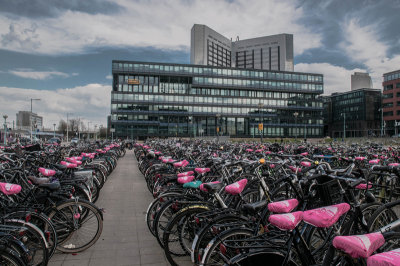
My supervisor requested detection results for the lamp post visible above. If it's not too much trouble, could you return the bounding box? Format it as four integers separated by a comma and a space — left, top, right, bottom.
258, 103, 263, 143
30, 98, 41, 143
216, 113, 221, 143
342, 113, 346, 140
53, 123, 56, 137
87, 121, 91, 140
94, 124, 98, 141
293, 112, 299, 141
3, 115, 8, 145
379, 108, 384, 137
66, 113, 73, 142
77, 117, 81, 140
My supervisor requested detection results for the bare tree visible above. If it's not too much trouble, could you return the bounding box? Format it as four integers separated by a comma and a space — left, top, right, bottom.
99, 127, 107, 138
58, 120, 67, 134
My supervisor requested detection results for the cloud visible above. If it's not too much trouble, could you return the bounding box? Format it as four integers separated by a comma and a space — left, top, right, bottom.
0, 0, 322, 55
8, 68, 73, 80
1, 23, 41, 51
0, 83, 111, 128
295, 62, 366, 95
0, 0, 122, 18
340, 18, 400, 88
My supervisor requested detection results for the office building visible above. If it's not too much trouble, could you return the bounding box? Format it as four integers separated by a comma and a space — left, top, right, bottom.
323, 88, 381, 138
382, 69, 400, 136
16, 111, 43, 131
110, 60, 324, 139
190, 24, 294, 71
351, 72, 372, 91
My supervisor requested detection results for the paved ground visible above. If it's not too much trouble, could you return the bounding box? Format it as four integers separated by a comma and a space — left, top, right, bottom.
49, 150, 169, 266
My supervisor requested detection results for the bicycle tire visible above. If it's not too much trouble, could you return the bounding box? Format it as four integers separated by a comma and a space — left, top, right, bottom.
163, 206, 210, 266
0, 248, 26, 266
47, 199, 103, 253
367, 202, 399, 232
192, 213, 248, 265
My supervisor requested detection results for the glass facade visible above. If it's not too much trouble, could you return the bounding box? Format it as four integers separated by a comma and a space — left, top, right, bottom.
207, 39, 231, 67
110, 60, 324, 139
323, 89, 381, 138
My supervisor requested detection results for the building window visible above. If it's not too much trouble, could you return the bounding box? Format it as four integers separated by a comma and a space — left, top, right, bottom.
383, 111, 393, 117
383, 102, 393, 108
397, 83, 400, 88
383, 93, 393, 99
384, 84, 393, 91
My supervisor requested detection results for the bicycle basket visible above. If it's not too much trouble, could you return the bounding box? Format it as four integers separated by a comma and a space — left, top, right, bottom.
314, 176, 343, 206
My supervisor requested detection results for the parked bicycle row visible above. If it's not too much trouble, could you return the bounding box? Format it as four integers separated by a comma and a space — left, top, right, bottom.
0, 142, 126, 265
136, 140, 400, 265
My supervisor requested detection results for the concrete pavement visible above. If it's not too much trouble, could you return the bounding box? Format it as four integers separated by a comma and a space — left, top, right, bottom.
49, 150, 169, 266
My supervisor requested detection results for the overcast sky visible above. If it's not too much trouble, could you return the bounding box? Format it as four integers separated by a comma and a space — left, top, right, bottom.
1, 0, 399, 127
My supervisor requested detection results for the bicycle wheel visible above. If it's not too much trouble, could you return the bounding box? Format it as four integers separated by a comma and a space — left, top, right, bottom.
0, 249, 26, 266
163, 206, 210, 266
153, 197, 193, 248
192, 214, 248, 265
6, 211, 58, 259
47, 199, 103, 253
228, 249, 300, 266
3, 219, 49, 266
367, 203, 399, 232
145, 192, 182, 236
201, 228, 253, 265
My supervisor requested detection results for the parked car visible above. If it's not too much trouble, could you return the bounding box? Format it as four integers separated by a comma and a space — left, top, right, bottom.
48, 137, 61, 144
71, 137, 79, 144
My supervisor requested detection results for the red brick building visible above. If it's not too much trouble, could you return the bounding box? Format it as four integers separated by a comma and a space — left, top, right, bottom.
382, 70, 400, 136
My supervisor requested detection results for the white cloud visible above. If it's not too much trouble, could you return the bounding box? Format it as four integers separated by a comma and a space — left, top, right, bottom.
0, 84, 111, 128
106, 75, 112, 80
295, 62, 366, 95
0, 0, 321, 56
340, 18, 400, 88
8, 69, 72, 80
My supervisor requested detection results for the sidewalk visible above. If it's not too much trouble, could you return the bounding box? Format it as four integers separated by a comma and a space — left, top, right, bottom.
49, 150, 169, 266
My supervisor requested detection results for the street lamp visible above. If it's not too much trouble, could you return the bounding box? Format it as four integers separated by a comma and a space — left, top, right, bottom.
379, 108, 384, 137
87, 121, 91, 140
216, 113, 221, 143
3, 115, 8, 145
258, 103, 263, 143
293, 112, 299, 141
66, 113, 73, 142
94, 124, 98, 141
342, 112, 346, 140
30, 98, 41, 143
53, 123, 56, 137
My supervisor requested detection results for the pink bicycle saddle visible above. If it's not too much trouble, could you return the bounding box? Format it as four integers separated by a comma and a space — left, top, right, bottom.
268, 199, 299, 213
177, 171, 194, 177
195, 168, 211, 174
303, 203, 350, 228
0, 182, 21, 195
38, 167, 56, 177
268, 211, 303, 231
177, 175, 195, 184
225, 179, 247, 195
367, 248, 400, 265
333, 232, 384, 258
